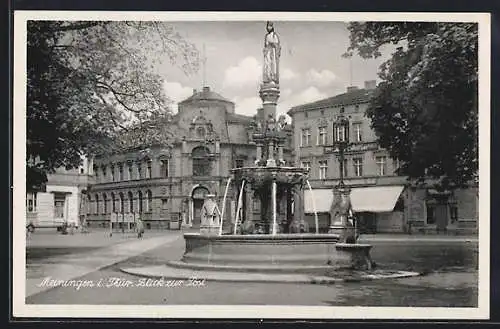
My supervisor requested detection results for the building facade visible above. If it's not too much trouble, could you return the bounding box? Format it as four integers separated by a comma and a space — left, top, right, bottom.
86, 86, 293, 230
288, 81, 478, 234
26, 156, 94, 230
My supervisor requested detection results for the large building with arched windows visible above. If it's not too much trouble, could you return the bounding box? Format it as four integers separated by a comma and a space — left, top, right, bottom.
85, 86, 293, 230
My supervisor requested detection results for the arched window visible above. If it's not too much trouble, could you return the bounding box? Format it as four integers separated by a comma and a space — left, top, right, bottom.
103, 194, 108, 214
101, 166, 107, 182
146, 160, 152, 179
128, 191, 134, 213
147, 190, 153, 212
127, 163, 133, 180
118, 163, 124, 181
192, 146, 211, 176
138, 191, 143, 213
111, 192, 116, 213
95, 194, 100, 214
119, 192, 124, 214
159, 158, 169, 177
137, 163, 142, 180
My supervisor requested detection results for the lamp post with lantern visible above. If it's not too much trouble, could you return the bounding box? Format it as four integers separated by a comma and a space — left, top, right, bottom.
325, 113, 357, 242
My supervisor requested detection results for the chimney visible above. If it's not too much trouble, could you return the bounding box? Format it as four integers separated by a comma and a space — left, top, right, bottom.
364, 80, 377, 90
192, 89, 197, 95
203, 86, 210, 92
346, 86, 359, 93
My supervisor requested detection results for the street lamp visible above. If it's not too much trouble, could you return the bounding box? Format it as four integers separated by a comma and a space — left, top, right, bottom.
328, 113, 356, 242
333, 113, 350, 187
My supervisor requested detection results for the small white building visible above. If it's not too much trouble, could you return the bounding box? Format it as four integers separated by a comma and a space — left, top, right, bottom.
26, 156, 94, 230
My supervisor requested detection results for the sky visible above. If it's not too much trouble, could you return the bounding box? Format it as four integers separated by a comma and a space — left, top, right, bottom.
156, 21, 390, 119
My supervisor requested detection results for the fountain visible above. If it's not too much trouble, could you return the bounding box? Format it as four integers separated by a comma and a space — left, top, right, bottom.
121, 22, 420, 283
174, 21, 372, 274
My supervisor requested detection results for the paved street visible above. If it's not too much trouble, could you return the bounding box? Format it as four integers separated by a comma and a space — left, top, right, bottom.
25, 230, 478, 307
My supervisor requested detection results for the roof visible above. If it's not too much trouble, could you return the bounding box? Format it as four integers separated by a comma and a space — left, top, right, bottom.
287, 88, 374, 114
226, 112, 254, 124
179, 86, 233, 104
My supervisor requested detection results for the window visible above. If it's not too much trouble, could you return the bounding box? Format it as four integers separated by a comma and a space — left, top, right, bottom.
111, 193, 116, 213
353, 157, 363, 177
128, 191, 134, 213
94, 166, 99, 182
94, 194, 99, 214
138, 191, 143, 213
342, 159, 348, 178
335, 125, 346, 142
103, 194, 108, 214
87, 195, 92, 215
147, 190, 153, 212
340, 107, 345, 114
426, 203, 436, 224
235, 159, 244, 168
301, 128, 311, 147
354, 105, 360, 112
101, 166, 107, 182
304, 112, 308, 118
160, 159, 169, 177
376, 156, 387, 176
110, 166, 115, 182
137, 163, 142, 179
196, 126, 206, 138
353, 123, 362, 142
320, 110, 325, 115
119, 193, 125, 213
301, 161, 311, 172
118, 164, 124, 181
192, 146, 211, 176
80, 168, 84, 174
128, 163, 133, 180
162, 199, 169, 210
54, 194, 65, 218
26, 192, 37, 212
317, 127, 327, 145
319, 160, 328, 179
146, 161, 152, 179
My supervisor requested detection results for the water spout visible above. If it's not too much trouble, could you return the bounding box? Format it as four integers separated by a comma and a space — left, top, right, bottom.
306, 180, 319, 234
219, 177, 232, 235
234, 180, 246, 234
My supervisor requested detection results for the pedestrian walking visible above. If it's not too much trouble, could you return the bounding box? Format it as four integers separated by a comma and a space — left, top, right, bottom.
137, 219, 145, 239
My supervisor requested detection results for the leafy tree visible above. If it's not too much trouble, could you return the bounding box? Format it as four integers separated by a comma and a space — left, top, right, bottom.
27, 21, 199, 189
345, 22, 478, 190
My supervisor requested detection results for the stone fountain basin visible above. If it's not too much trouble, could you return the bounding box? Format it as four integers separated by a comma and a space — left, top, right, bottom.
172, 233, 373, 274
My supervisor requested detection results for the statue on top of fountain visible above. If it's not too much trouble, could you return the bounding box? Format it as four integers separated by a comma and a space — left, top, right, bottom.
263, 21, 281, 85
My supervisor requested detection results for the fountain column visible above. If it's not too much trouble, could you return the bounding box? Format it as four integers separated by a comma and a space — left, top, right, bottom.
255, 140, 262, 165
286, 187, 293, 233
267, 139, 276, 167
278, 141, 284, 165
293, 186, 304, 225
271, 180, 278, 235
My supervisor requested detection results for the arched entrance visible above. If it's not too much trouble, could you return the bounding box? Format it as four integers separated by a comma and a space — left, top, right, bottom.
190, 185, 210, 228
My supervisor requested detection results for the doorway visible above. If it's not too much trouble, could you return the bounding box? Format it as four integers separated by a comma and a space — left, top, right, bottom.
191, 186, 209, 228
